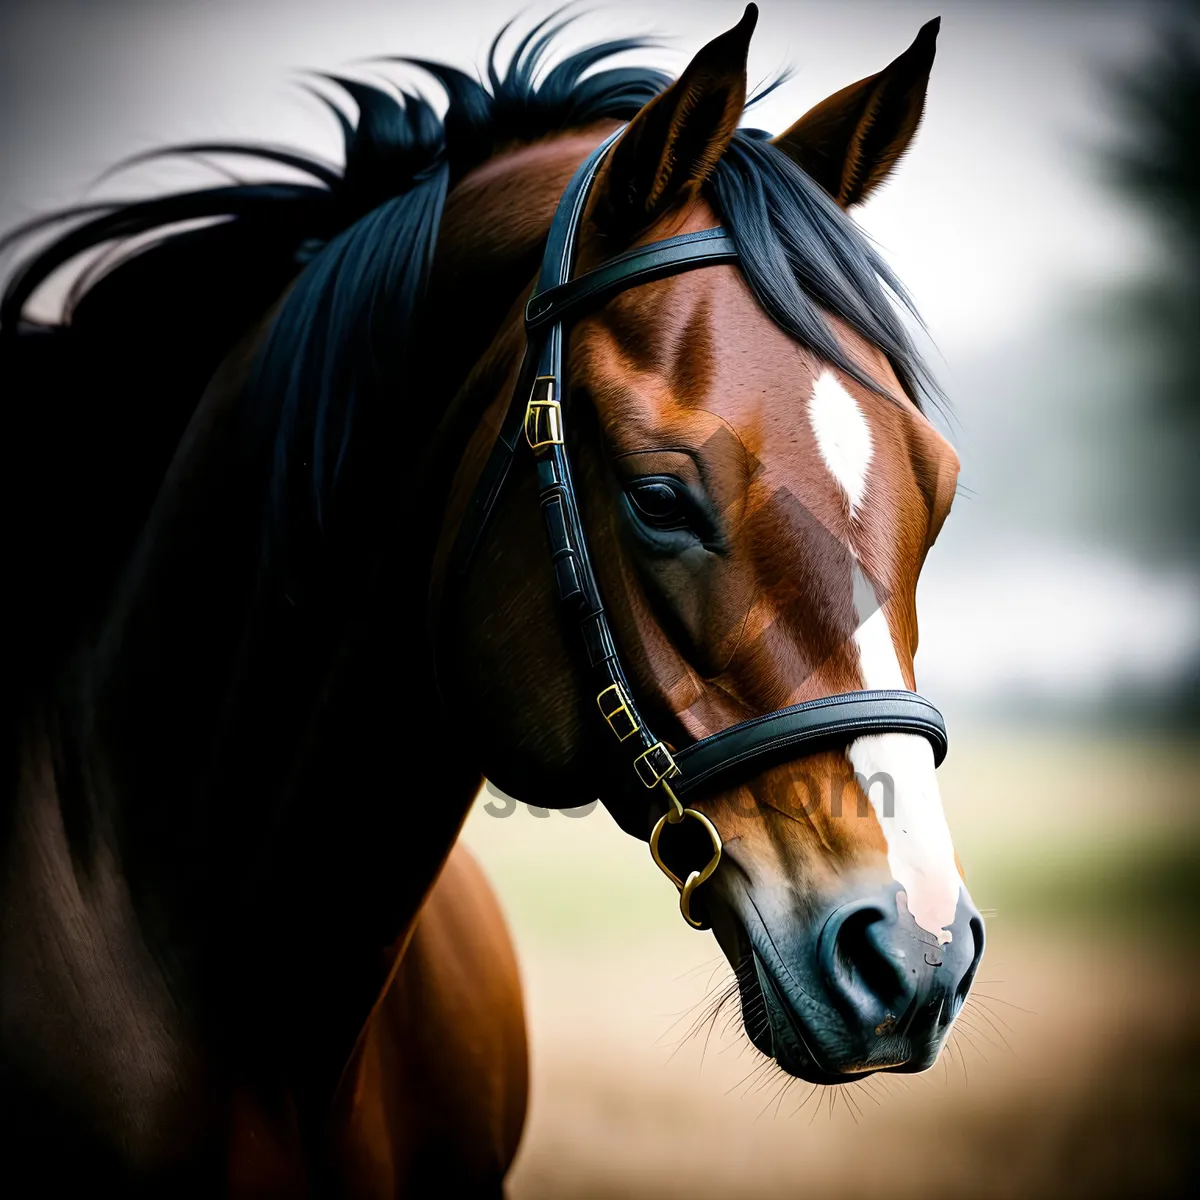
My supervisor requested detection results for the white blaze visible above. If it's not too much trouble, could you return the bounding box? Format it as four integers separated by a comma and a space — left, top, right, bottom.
808, 369, 872, 515
807, 374, 964, 944
848, 732, 961, 944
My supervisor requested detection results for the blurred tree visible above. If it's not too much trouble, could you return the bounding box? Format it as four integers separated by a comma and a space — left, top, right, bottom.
1107, 0, 1200, 561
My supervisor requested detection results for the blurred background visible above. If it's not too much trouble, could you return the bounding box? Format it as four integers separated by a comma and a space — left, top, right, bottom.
3, 0, 1198, 1195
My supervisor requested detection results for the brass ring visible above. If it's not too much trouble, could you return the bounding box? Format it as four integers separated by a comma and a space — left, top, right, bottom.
649, 805, 722, 930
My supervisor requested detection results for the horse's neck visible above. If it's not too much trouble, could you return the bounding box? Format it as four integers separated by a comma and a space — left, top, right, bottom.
38, 129, 604, 1070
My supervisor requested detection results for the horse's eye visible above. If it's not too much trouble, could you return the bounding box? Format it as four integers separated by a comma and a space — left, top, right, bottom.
626, 477, 690, 531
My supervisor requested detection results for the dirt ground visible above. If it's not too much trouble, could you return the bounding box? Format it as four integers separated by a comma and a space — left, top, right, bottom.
461, 730, 1200, 1199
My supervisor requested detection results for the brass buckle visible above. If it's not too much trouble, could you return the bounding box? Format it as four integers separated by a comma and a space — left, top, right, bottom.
597, 683, 639, 742
633, 741, 678, 788
524, 377, 563, 451
650, 800, 723, 930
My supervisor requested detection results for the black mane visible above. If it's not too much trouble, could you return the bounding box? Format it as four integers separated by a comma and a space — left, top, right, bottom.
0, 18, 672, 330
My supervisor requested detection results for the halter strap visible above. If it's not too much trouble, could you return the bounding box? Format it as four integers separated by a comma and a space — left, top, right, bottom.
672, 690, 946, 801
525, 227, 740, 330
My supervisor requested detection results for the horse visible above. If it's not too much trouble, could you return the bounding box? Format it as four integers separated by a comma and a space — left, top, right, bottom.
0, 5, 983, 1194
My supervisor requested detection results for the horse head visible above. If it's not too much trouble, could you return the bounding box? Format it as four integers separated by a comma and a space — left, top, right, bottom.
437, 6, 983, 1084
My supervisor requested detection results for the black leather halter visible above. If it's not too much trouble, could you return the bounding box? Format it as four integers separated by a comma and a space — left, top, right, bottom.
453, 131, 948, 927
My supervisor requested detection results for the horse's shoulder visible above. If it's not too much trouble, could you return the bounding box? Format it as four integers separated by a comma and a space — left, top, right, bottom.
325, 840, 528, 1195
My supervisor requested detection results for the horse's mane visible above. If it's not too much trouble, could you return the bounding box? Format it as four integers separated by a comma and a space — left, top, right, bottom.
0, 13, 932, 671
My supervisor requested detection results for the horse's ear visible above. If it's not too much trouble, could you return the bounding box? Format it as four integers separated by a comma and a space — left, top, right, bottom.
771, 17, 939, 208
593, 4, 757, 242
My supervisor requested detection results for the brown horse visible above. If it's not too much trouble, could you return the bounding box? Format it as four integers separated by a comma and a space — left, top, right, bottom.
0, 5, 981, 1195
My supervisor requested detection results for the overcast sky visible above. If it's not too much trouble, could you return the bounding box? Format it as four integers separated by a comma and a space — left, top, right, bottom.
2, 0, 1195, 713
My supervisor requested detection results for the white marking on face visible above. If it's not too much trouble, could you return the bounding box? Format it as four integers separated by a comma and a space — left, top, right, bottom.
807, 370, 873, 515
813, 403, 963, 943
848, 733, 961, 945
851, 564, 906, 689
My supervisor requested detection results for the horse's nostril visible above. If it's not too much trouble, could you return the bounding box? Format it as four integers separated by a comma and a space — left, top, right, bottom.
815, 887, 986, 1057
823, 900, 913, 1019
954, 914, 987, 1012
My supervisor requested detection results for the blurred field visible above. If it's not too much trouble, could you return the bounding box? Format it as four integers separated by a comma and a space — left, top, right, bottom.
460, 729, 1200, 1199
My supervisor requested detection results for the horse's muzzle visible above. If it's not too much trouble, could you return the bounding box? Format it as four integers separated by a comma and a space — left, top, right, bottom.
725, 882, 985, 1082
